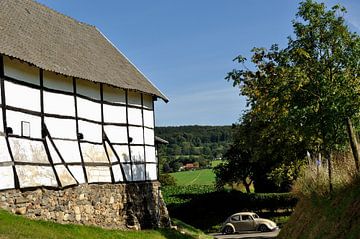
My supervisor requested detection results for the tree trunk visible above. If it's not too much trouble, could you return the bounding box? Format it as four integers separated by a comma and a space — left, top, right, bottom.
346, 117, 360, 172
327, 152, 333, 193
243, 178, 252, 193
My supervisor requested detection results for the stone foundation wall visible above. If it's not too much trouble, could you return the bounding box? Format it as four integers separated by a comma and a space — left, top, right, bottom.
0, 182, 170, 230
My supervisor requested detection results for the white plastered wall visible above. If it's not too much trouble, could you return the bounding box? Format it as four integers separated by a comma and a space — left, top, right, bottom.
0, 136, 11, 162
3, 56, 39, 85
103, 104, 126, 124
104, 125, 128, 144
16, 165, 57, 188
0, 166, 14, 190
103, 84, 125, 104
6, 111, 42, 138
10, 138, 48, 163
43, 92, 75, 117
81, 143, 108, 163
78, 120, 102, 143
45, 117, 77, 140
132, 164, 145, 181
5, 81, 40, 112
86, 166, 111, 183
53, 139, 82, 163
43, 71, 73, 93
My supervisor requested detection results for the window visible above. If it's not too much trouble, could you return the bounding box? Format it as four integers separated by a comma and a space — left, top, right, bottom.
21, 121, 30, 137
231, 215, 241, 221
241, 215, 252, 221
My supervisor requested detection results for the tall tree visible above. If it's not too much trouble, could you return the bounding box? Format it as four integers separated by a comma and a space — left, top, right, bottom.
224, 0, 360, 193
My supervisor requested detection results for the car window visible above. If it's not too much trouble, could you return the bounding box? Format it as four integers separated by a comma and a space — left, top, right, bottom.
231, 215, 241, 221
241, 215, 252, 221
252, 214, 259, 219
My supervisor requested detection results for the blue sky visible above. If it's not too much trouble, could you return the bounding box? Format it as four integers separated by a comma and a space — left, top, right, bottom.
36, 0, 360, 126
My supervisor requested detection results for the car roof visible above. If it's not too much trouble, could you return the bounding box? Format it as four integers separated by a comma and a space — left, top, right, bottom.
231, 212, 255, 216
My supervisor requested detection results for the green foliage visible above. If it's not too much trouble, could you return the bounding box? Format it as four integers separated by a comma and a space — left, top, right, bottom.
222, 0, 360, 193
159, 173, 177, 186
156, 126, 231, 173
0, 209, 194, 239
162, 186, 297, 231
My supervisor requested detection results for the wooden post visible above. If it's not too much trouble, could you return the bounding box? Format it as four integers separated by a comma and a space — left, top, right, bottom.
346, 117, 360, 173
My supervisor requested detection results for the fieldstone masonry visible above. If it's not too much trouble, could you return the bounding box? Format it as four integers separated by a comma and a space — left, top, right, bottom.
0, 182, 171, 230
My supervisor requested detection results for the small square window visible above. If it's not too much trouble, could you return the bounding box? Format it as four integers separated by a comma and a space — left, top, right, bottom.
21, 121, 30, 137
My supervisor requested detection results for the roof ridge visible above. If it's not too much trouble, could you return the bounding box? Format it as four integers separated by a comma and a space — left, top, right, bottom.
32, 0, 95, 28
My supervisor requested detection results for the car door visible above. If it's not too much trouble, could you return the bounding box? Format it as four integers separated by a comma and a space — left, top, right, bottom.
230, 215, 242, 232
238, 214, 255, 231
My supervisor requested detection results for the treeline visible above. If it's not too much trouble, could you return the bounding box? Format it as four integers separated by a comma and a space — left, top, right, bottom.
155, 126, 231, 172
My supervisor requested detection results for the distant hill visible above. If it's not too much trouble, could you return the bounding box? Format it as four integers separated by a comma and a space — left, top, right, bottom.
155, 126, 231, 173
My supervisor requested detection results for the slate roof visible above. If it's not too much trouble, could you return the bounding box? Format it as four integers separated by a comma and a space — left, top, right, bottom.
0, 0, 168, 102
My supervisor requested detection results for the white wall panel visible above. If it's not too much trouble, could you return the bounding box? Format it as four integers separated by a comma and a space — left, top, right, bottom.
128, 108, 143, 126
54, 165, 77, 187
43, 71, 73, 92
145, 146, 156, 163
143, 94, 153, 110
81, 143, 108, 163
16, 165, 57, 188
112, 164, 124, 182
103, 85, 125, 104
0, 166, 14, 190
5, 81, 40, 112
103, 104, 126, 124
0, 136, 11, 162
122, 164, 132, 181
78, 120, 102, 143
143, 110, 154, 128
45, 137, 62, 164
53, 140, 82, 163
129, 126, 144, 145
44, 91, 75, 116
113, 145, 130, 162
132, 164, 145, 181
45, 117, 77, 140
127, 91, 142, 107
77, 97, 101, 122
10, 138, 48, 163
146, 164, 157, 180
130, 146, 145, 162
104, 125, 128, 144
144, 128, 155, 145
105, 142, 118, 163
6, 111, 42, 138
68, 165, 85, 184
4, 56, 39, 85
86, 166, 111, 183
76, 79, 100, 100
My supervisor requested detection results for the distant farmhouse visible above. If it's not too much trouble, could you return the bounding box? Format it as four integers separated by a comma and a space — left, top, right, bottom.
0, 0, 169, 229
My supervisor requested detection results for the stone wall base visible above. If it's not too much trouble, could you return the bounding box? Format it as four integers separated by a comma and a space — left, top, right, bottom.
0, 182, 170, 230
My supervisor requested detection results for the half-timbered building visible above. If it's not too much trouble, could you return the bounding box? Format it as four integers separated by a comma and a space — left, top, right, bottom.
0, 0, 168, 192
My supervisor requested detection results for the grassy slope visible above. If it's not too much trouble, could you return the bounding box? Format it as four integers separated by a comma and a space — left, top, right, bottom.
0, 209, 208, 239
279, 179, 360, 239
171, 169, 215, 186
170, 160, 221, 186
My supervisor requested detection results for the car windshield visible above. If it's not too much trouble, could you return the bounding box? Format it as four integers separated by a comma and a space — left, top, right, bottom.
252, 213, 259, 218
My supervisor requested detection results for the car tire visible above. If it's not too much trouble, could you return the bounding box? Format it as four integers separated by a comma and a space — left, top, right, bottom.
223, 225, 234, 234
259, 224, 269, 232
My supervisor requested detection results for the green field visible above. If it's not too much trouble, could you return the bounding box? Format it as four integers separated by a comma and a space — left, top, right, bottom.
170, 169, 215, 186
170, 161, 221, 186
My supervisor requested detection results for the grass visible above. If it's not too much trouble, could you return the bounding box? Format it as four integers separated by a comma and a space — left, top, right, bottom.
0, 209, 205, 239
171, 169, 215, 186
170, 160, 221, 186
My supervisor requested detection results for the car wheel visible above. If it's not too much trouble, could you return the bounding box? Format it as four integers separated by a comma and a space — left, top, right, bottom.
259, 224, 269, 232
223, 225, 234, 234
